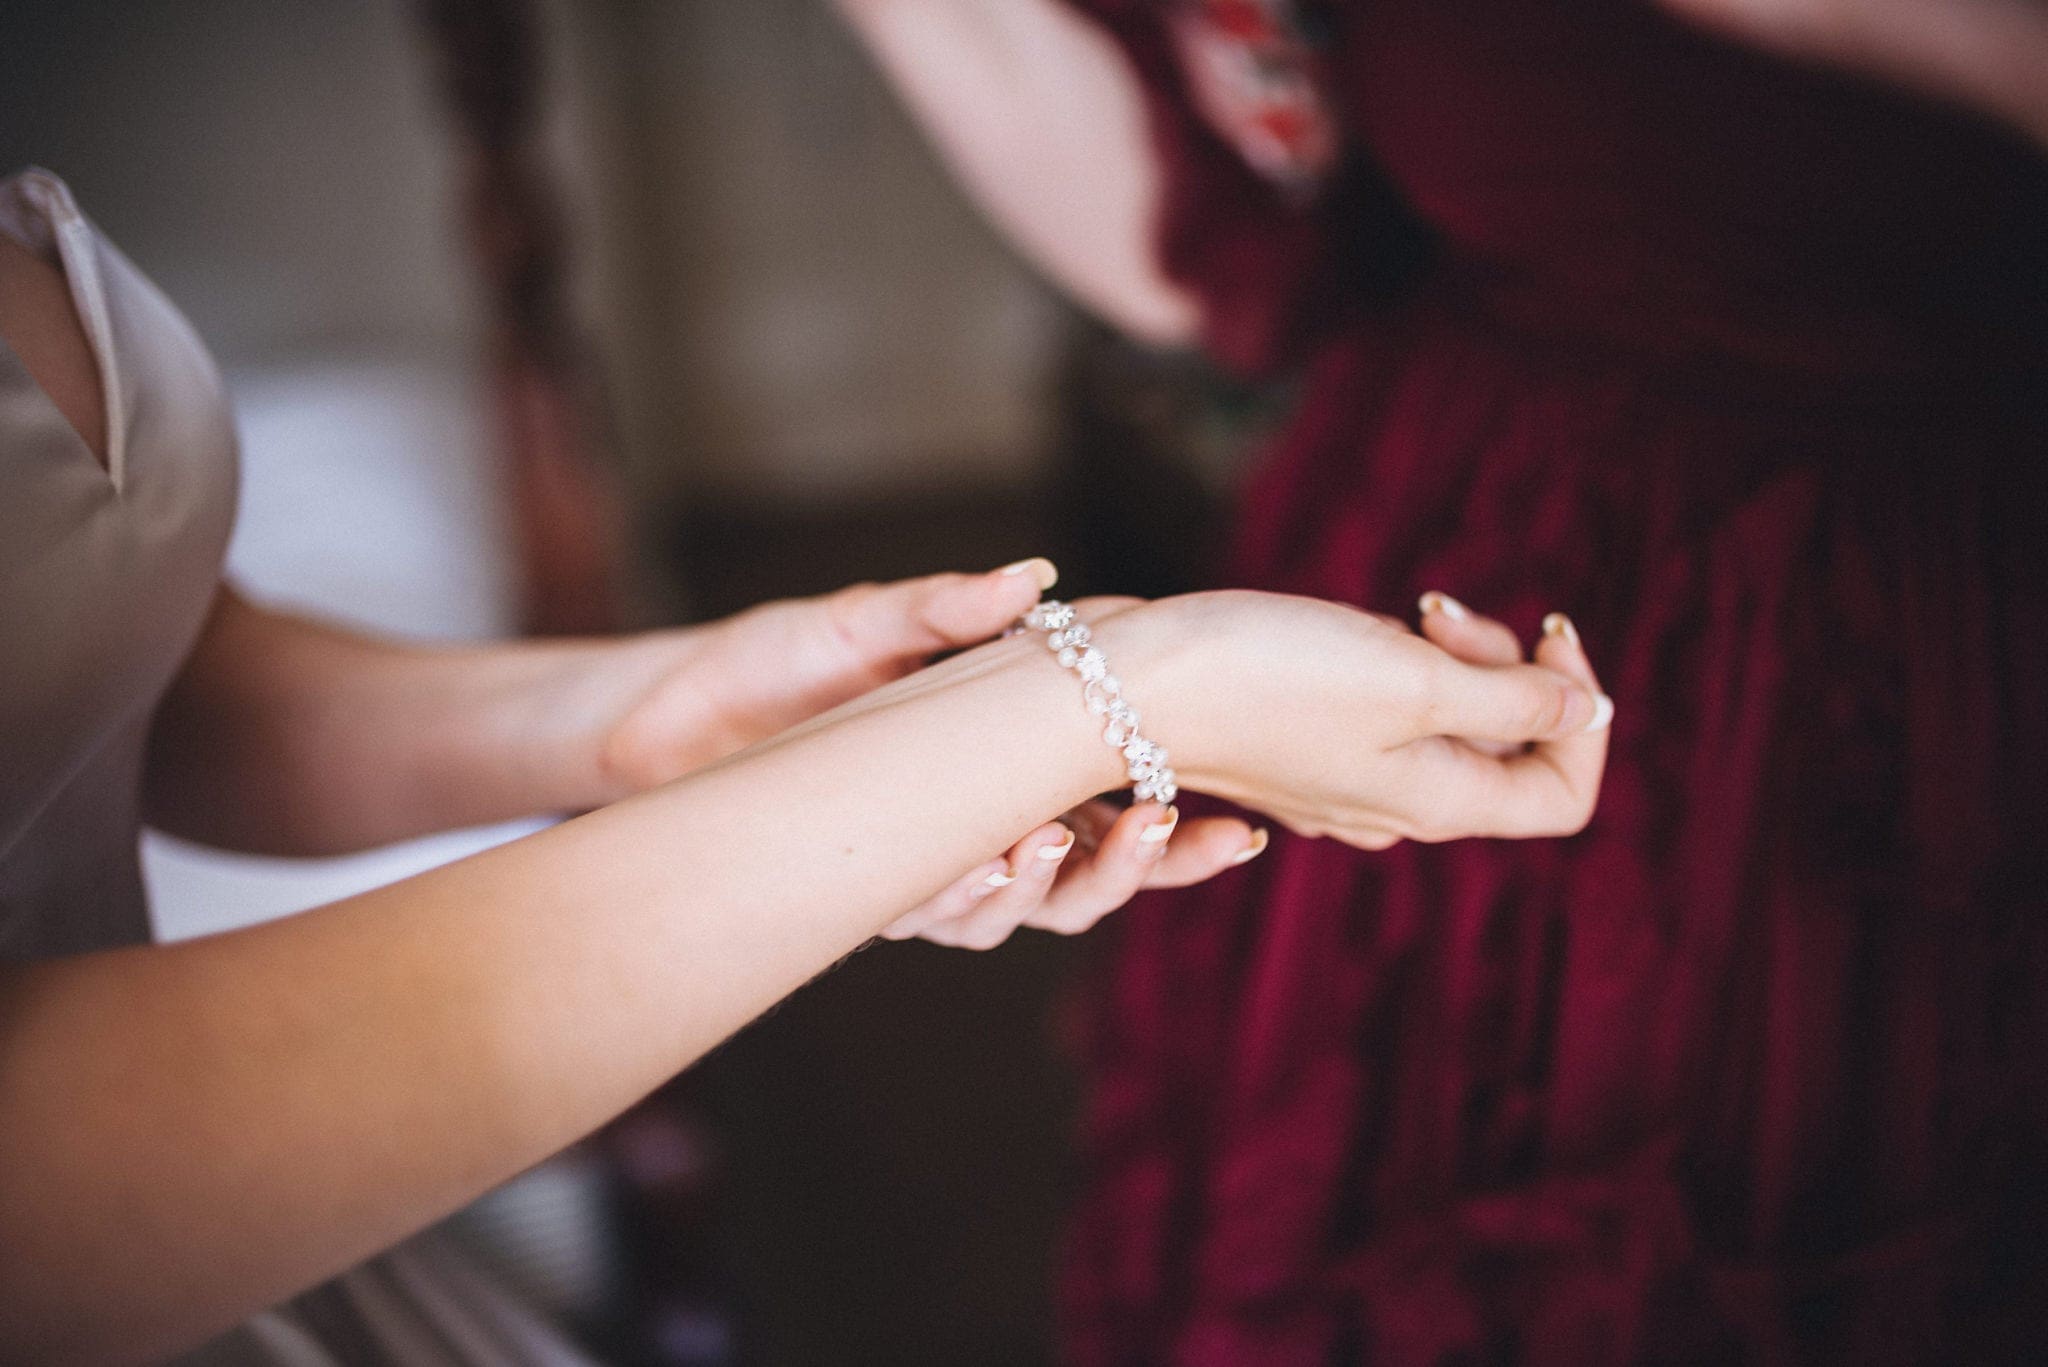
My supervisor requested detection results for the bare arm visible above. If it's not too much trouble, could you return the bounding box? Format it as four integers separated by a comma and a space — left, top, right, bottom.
3, 591, 1610, 1363
147, 565, 1055, 857
6, 623, 1120, 1364
144, 588, 629, 854
832, 0, 1201, 344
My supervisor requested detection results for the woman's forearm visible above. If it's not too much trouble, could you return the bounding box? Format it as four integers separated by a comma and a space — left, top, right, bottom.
4, 624, 1128, 1363
144, 588, 638, 855
833, 0, 1201, 345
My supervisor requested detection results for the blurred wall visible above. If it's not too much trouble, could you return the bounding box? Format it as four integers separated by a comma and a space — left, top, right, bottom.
551, 0, 1069, 512
0, 0, 479, 368
2, 0, 1066, 522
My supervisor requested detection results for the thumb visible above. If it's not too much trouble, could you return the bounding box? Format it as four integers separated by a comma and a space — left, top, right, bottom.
1424, 655, 1610, 744
822, 557, 1059, 664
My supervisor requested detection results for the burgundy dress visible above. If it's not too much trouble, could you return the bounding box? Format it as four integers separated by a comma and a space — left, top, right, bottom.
1059, 2, 2048, 1362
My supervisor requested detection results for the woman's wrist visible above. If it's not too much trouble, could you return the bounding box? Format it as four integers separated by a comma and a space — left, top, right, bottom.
1054, 594, 1229, 797
469, 633, 685, 815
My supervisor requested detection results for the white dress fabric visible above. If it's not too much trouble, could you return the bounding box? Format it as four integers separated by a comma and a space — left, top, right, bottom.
0, 168, 598, 1366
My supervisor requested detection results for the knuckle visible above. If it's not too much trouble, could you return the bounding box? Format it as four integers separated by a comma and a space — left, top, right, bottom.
821, 582, 882, 646
1056, 905, 1110, 935
1407, 656, 1456, 732
1526, 680, 1572, 737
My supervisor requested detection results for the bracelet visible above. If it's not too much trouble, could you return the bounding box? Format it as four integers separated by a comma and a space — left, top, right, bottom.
1019, 599, 1178, 806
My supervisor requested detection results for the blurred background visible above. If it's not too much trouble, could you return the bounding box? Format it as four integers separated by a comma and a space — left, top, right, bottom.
0, 2, 1267, 1363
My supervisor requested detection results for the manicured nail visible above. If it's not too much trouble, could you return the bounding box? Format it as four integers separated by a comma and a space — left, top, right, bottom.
1542, 612, 1582, 650
1230, 827, 1271, 866
1036, 829, 1077, 862
979, 866, 1017, 891
1419, 590, 1471, 622
998, 557, 1059, 591
1137, 806, 1179, 852
1587, 693, 1615, 733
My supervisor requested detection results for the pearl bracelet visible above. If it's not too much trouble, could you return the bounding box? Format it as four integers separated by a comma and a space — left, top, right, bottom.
1019, 599, 1178, 806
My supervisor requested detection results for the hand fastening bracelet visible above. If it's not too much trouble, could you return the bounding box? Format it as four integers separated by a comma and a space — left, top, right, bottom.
1018, 600, 1178, 806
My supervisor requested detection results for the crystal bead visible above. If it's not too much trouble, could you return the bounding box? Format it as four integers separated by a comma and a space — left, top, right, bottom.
1083, 683, 1113, 715
1049, 624, 1091, 650
1108, 701, 1138, 727
1154, 779, 1178, 804
1057, 646, 1080, 668
1044, 603, 1076, 630
1077, 648, 1107, 682
1133, 777, 1159, 802
1122, 738, 1158, 766
1104, 720, 1131, 747
1097, 674, 1121, 698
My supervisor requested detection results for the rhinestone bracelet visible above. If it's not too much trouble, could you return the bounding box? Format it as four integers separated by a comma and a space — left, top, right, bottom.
1019, 599, 1178, 806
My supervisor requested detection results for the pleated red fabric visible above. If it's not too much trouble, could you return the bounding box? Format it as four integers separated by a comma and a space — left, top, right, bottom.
1059, 2, 2048, 1361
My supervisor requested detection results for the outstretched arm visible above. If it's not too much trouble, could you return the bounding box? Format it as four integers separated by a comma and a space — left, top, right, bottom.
4, 589, 1609, 1363
832, 0, 1201, 344
145, 563, 1061, 857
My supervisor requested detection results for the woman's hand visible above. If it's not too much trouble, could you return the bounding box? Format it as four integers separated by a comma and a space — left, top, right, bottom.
884, 588, 1609, 951
591, 575, 1268, 951
876, 799, 1267, 949
586, 559, 1061, 796
1099, 588, 1612, 850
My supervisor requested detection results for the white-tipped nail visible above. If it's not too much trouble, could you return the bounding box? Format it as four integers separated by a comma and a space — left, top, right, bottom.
1419, 591, 1471, 621
997, 557, 1059, 590
1542, 612, 1582, 650
1230, 828, 1271, 866
1138, 808, 1179, 845
1037, 831, 1077, 861
1586, 693, 1615, 733
981, 867, 1017, 889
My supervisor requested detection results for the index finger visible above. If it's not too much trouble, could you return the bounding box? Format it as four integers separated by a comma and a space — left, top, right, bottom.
822, 558, 1058, 664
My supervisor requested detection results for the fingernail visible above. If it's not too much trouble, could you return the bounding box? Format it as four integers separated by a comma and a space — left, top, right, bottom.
1542, 612, 1582, 650
1586, 692, 1615, 733
979, 866, 1017, 892
998, 557, 1059, 591
1138, 806, 1179, 853
1419, 590, 1471, 622
1230, 827, 1271, 866
1037, 829, 1077, 863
